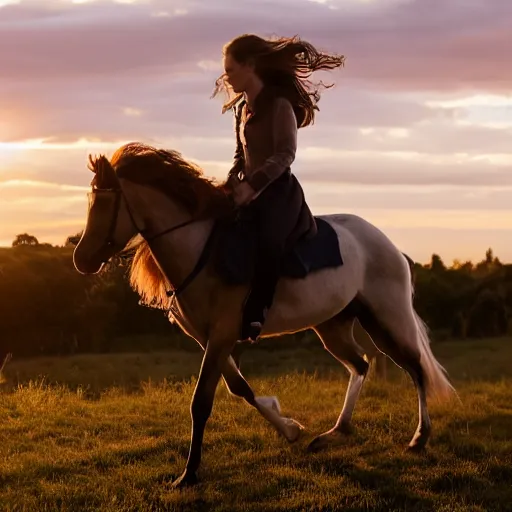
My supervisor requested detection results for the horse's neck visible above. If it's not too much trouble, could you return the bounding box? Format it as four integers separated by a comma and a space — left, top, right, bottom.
149, 217, 214, 292
131, 184, 211, 283
128, 181, 217, 339
151, 216, 214, 341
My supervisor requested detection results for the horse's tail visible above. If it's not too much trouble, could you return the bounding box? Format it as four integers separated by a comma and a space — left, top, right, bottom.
401, 252, 416, 296
401, 256, 458, 403
412, 311, 458, 402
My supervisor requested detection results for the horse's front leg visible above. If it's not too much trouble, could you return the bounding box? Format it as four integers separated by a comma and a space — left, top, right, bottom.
221, 356, 304, 442
172, 337, 234, 488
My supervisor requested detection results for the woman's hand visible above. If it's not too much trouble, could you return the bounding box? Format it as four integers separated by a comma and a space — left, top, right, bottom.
233, 181, 257, 206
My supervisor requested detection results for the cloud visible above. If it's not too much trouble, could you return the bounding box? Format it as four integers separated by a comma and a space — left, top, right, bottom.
306, 182, 512, 211
0, 179, 87, 246
1, 0, 510, 144
1, 0, 510, 90
3, 125, 511, 192
0, 179, 88, 198
369, 225, 511, 265
1, 0, 511, 263
0, 138, 235, 187
299, 118, 512, 156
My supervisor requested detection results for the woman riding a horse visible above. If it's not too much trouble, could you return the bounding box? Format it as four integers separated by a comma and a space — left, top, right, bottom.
213, 34, 345, 341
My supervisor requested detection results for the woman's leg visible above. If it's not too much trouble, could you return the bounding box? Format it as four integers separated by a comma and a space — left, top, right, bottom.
242, 173, 302, 340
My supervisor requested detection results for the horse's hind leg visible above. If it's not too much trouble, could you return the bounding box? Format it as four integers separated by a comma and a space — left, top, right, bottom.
307, 309, 370, 453
356, 301, 432, 451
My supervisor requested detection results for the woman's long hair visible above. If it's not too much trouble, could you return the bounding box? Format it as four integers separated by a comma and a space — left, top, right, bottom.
212, 34, 345, 127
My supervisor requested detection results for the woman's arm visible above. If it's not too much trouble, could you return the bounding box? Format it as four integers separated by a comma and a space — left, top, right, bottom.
226, 102, 246, 184
246, 96, 297, 193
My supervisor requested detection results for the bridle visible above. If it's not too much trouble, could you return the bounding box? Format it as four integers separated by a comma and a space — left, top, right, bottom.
93, 188, 197, 248
90, 186, 219, 302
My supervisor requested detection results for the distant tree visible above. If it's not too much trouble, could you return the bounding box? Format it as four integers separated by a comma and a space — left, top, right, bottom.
488, 248, 502, 268
474, 247, 502, 277
451, 259, 473, 274
65, 231, 83, 247
467, 288, 507, 338
429, 253, 446, 273
12, 233, 39, 247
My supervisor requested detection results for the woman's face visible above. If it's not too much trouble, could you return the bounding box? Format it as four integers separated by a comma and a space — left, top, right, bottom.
223, 52, 257, 93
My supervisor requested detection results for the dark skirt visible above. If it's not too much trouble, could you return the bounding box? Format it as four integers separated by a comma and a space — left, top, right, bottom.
213, 170, 317, 287
240, 170, 317, 255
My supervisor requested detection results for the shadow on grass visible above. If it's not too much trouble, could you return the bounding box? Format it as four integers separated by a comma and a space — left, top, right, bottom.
0, 437, 181, 488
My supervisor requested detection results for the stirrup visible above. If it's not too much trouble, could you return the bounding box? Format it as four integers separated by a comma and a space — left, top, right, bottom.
237, 321, 263, 345
247, 320, 263, 342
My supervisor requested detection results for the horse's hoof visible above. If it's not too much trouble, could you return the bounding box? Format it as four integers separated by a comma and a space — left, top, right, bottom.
282, 417, 304, 443
171, 470, 198, 489
407, 431, 429, 453
336, 423, 354, 436
407, 442, 427, 454
307, 429, 346, 453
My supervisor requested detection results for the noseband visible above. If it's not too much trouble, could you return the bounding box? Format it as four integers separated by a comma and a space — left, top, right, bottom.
96, 187, 198, 247
93, 187, 212, 300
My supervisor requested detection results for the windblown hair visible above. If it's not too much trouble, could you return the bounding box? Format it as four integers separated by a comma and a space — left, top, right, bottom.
212, 34, 345, 127
89, 142, 233, 310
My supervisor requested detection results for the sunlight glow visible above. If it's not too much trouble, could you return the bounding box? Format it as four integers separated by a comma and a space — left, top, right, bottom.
0, 138, 128, 151
299, 147, 512, 166
70, 0, 151, 4
307, 182, 512, 195
197, 60, 221, 71
455, 120, 512, 129
151, 8, 187, 17
426, 94, 512, 109
426, 94, 512, 130
0, 180, 89, 192
387, 128, 410, 138
310, 207, 512, 231
122, 107, 143, 117
359, 127, 410, 139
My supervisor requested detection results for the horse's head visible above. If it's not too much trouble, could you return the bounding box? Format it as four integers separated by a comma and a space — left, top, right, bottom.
73, 141, 234, 278
73, 154, 138, 274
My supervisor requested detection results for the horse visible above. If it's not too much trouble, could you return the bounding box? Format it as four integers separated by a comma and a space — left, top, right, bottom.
73, 142, 457, 488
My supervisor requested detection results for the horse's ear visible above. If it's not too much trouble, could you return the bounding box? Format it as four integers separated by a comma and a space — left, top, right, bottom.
87, 154, 118, 188
87, 154, 97, 173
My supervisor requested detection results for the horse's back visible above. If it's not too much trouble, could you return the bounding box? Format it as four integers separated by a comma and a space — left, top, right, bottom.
259, 212, 410, 335
316, 213, 410, 283
317, 213, 405, 257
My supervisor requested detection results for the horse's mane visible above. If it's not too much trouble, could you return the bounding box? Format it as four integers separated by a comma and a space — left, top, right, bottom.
108, 142, 232, 310
111, 142, 230, 215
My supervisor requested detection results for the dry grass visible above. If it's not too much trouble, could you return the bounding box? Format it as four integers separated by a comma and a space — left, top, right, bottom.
1, 337, 511, 511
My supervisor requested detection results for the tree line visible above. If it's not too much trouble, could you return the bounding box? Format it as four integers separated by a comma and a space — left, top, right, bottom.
0, 233, 510, 360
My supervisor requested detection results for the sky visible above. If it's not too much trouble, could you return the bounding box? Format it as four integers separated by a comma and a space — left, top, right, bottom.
1, 0, 511, 265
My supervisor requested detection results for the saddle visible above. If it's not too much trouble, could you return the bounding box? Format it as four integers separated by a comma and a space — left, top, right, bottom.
167, 211, 344, 343
212, 213, 344, 285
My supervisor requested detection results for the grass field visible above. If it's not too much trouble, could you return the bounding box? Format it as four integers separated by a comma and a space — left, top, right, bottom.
1, 336, 512, 511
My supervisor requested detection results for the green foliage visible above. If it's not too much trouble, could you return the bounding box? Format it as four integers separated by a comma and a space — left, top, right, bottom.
412, 248, 512, 340
0, 236, 510, 360
12, 232, 39, 247
0, 243, 183, 360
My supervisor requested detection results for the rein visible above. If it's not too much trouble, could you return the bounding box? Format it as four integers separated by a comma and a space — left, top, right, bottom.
99, 187, 228, 303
